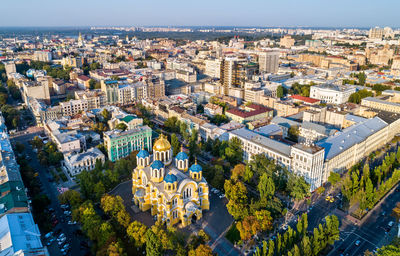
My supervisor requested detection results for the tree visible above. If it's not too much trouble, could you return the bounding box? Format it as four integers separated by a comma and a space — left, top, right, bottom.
58, 189, 82, 208
287, 174, 310, 200
254, 210, 273, 231
224, 179, 249, 220
127, 221, 147, 247
324, 215, 340, 245
115, 123, 127, 131
224, 137, 243, 166
258, 173, 275, 200
116, 210, 131, 228
101, 109, 111, 121
146, 229, 162, 256
277, 85, 284, 98
287, 125, 300, 142
107, 241, 126, 256
300, 235, 312, 256
171, 133, 181, 157
237, 215, 260, 241
31, 136, 44, 149
231, 164, 246, 181
101, 194, 124, 216
328, 172, 340, 186
188, 244, 213, 256
392, 202, 400, 221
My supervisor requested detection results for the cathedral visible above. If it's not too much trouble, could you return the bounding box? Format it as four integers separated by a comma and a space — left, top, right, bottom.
132, 134, 210, 227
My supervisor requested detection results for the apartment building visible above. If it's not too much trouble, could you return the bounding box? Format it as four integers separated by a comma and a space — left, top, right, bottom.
258, 51, 279, 73
226, 104, 273, 124
33, 50, 52, 62
279, 35, 295, 48
75, 89, 107, 109
0, 213, 48, 255
205, 59, 221, 78
60, 99, 89, 116
104, 125, 152, 162
22, 79, 51, 104
45, 119, 86, 153
63, 147, 105, 176
361, 94, 400, 114
108, 115, 144, 130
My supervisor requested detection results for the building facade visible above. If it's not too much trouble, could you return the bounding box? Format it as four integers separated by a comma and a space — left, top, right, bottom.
63, 147, 106, 176
132, 135, 209, 227
104, 125, 152, 162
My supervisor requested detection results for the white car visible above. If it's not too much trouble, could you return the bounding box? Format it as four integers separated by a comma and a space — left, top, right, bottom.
388, 221, 394, 227
219, 194, 225, 199
58, 237, 66, 245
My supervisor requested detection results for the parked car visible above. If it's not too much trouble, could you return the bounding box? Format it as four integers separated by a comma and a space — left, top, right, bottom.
44, 232, 53, 239
46, 238, 55, 246
58, 237, 66, 245
355, 240, 361, 246
388, 221, 394, 227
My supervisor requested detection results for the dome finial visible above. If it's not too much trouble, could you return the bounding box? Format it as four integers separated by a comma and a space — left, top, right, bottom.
181, 144, 184, 152
195, 157, 197, 165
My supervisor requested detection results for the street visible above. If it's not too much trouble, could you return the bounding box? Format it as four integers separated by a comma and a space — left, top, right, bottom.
12, 131, 87, 256
327, 183, 400, 256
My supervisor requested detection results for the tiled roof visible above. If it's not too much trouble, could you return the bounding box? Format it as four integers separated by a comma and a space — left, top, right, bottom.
226, 104, 273, 118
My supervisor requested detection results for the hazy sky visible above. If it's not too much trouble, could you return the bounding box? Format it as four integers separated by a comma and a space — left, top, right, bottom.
1, 0, 399, 27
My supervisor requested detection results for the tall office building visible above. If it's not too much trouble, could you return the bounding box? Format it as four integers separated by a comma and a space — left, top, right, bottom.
258, 51, 279, 73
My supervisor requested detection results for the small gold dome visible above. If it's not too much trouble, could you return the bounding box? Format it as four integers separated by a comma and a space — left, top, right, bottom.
153, 134, 171, 151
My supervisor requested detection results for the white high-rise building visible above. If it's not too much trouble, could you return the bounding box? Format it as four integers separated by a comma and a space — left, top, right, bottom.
204, 59, 222, 78
34, 50, 52, 62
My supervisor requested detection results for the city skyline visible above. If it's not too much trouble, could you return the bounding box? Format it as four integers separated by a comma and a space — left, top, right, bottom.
1, 0, 400, 27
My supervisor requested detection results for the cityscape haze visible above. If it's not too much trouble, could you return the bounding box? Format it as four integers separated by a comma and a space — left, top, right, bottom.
1, 2, 400, 256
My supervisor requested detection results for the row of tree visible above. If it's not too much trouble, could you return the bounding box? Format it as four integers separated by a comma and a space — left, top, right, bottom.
342, 148, 400, 217
255, 214, 340, 256
31, 137, 64, 166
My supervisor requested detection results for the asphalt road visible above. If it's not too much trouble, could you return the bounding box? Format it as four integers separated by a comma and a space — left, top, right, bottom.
328, 183, 400, 256
12, 131, 87, 256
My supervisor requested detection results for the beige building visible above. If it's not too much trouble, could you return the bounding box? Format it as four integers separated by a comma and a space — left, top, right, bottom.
60, 99, 89, 116
317, 117, 389, 182
22, 79, 51, 104
280, 35, 295, 48
204, 59, 221, 78
258, 51, 279, 73
75, 90, 107, 110
63, 147, 106, 177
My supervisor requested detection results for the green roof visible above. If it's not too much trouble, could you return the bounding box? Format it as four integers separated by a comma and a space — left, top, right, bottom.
0, 181, 28, 212
119, 115, 137, 123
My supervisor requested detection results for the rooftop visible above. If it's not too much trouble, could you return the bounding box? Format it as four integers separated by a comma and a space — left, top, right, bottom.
317, 117, 388, 160
104, 125, 152, 139
226, 104, 273, 118
231, 128, 291, 157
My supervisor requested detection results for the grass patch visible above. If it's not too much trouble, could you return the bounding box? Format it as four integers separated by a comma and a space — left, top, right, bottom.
225, 223, 241, 244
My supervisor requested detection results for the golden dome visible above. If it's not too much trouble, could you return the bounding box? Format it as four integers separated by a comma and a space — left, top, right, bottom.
153, 134, 171, 151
